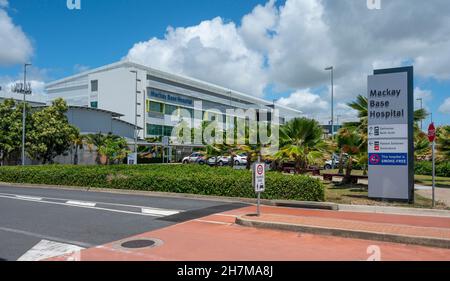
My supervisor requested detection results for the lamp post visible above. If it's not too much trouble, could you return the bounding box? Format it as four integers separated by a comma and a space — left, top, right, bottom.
130, 70, 140, 162
325, 66, 334, 137
416, 98, 423, 131
12, 63, 32, 166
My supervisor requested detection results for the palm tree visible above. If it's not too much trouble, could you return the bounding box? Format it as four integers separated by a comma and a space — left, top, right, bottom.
336, 127, 362, 184
275, 118, 328, 174
85, 133, 123, 164
437, 125, 450, 161
414, 131, 431, 160
71, 132, 84, 165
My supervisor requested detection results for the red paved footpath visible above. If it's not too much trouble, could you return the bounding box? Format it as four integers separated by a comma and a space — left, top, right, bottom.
50, 205, 450, 261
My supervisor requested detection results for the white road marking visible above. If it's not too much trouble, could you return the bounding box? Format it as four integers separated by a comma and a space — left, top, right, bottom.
0, 193, 181, 217
17, 240, 85, 261
15, 195, 42, 201
141, 208, 179, 216
66, 200, 96, 207
0, 226, 92, 248
0, 191, 182, 214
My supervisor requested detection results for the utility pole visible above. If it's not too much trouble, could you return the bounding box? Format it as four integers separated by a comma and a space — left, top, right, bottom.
12, 63, 32, 166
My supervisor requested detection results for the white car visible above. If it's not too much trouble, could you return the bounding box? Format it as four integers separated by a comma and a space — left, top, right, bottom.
217, 154, 248, 166
182, 152, 204, 164
323, 153, 348, 170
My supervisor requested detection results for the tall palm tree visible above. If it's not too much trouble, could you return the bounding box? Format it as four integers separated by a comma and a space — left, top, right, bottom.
436, 125, 450, 161
275, 118, 328, 174
71, 132, 84, 165
85, 132, 122, 164
336, 127, 362, 184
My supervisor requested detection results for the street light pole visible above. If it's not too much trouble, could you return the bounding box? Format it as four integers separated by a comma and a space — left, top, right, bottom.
417, 98, 423, 131
130, 70, 140, 162
22, 64, 31, 166
325, 66, 334, 137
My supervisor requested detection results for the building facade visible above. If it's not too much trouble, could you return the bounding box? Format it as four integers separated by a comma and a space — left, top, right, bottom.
45, 60, 301, 143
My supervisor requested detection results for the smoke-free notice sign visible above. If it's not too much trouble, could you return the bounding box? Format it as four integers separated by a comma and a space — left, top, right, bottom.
367, 67, 414, 202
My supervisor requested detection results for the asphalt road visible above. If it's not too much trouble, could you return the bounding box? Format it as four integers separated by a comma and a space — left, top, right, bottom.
0, 185, 246, 261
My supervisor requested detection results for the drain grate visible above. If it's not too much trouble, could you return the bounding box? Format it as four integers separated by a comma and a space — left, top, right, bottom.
121, 239, 156, 249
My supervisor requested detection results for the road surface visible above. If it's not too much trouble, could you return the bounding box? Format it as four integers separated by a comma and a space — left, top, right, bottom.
1, 185, 449, 261
0, 185, 245, 261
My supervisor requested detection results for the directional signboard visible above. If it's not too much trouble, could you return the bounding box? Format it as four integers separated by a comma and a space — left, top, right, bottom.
367, 67, 414, 202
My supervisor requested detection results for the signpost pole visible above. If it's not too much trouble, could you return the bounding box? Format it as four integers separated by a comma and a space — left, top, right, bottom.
432, 140, 436, 208
428, 122, 436, 208
254, 156, 263, 217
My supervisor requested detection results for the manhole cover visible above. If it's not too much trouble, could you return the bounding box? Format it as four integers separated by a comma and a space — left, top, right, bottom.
121, 239, 156, 249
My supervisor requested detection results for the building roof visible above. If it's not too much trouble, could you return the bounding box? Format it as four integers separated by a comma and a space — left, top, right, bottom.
45, 60, 302, 117
66, 105, 124, 118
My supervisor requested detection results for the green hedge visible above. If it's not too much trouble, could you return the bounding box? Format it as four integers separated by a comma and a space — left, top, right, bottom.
415, 161, 450, 177
0, 165, 325, 201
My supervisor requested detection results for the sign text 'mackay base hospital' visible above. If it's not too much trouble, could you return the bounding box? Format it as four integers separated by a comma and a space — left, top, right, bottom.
369, 89, 405, 120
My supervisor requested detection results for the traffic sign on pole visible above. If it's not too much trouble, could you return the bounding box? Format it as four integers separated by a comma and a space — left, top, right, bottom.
253, 161, 265, 217
428, 123, 436, 143
429, 122, 436, 208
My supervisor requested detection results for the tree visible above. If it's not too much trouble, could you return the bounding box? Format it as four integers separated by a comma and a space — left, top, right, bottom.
97, 136, 130, 165
436, 125, 450, 161
71, 131, 84, 165
0, 99, 30, 165
275, 118, 328, 174
336, 127, 362, 184
86, 133, 129, 165
26, 98, 78, 164
85, 133, 108, 164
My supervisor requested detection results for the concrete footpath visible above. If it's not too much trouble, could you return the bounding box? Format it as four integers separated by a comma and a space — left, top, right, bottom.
236, 206, 450, 249
48, 205, 450, 261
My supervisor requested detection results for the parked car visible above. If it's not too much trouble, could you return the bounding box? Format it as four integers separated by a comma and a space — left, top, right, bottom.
323, 153, 348, 170
200, 154, 248, 166
217, 154, 248, 166
182, 152, 204, 164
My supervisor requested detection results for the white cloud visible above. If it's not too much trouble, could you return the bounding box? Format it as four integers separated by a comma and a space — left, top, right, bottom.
414, 87, 432, 110
126, 17, 267, 96
125, 0, 450, 122
0, 5, 33, 65
277, 89, 328, 119
73, 64, 90, 74
0, 78, 47, 103
439, 98, 450, 115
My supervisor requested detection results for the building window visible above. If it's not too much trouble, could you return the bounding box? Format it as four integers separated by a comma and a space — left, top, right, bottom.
163, 126, 174, 137
148, 101, 164, 114
91, 80, 98, 92
147, 124, 163, 136
165, 104, 178, 116
90, 101, 98, 108
179, 107, 194, 118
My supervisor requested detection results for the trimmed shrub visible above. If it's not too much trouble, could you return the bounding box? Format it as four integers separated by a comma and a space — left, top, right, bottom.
415, 161, 450, 177
0, 165, 325, 202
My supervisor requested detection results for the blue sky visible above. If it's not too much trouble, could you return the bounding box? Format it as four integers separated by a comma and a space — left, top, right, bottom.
2, 0, 268, 78
0, 0, 449, 126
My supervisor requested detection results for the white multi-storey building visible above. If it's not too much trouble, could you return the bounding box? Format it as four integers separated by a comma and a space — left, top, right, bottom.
45, 60, 301, 141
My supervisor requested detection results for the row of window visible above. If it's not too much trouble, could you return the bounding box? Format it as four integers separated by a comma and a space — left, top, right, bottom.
146, 100, 198, 118
146, 100, 272, 122
147, 124, 174, 137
